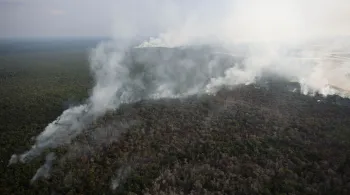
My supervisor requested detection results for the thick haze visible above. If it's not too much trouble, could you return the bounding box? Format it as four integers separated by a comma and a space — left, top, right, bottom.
1, 0, 350, 41
0, 0, 209, 38
0, 0, 114, 38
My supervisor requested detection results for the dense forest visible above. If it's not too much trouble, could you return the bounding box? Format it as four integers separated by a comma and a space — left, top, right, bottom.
1, 42, 350, 194
0, 48, 92, 194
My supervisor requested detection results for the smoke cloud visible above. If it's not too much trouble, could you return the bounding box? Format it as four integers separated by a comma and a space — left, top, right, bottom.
9, 0, 350, 182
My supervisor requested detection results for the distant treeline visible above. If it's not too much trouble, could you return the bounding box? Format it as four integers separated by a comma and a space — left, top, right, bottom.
0, 38, 107, 55
0, 36, 158, 55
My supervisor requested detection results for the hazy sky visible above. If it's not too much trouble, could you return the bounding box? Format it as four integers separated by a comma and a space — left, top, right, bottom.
0, 0, 117, 38
1, 0, 350, 41
0, 0, 208, 39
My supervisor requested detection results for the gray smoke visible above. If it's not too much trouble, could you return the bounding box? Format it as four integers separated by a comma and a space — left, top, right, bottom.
30, 153, 56, 183
9, 0, 350, 183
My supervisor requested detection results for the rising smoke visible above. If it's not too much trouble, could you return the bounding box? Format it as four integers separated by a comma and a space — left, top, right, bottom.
9, 0, 350, 182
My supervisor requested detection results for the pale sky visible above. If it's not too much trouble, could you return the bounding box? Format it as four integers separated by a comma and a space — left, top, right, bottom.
0, 0, 116, 38
1, 0, 350, 42
0, 0, 211, 39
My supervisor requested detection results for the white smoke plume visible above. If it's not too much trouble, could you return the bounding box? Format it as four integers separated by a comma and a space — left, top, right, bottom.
9, 0, 350, 182
30, 153, 56, 183
134, 0, 350, 95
